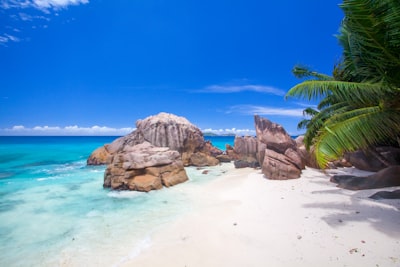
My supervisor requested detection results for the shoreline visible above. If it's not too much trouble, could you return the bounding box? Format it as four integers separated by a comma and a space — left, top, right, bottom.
122, 164, 400, 267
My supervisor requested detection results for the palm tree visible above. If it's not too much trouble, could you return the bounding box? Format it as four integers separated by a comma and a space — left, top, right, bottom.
297, 107, 319, 131
286, 0, 400, 168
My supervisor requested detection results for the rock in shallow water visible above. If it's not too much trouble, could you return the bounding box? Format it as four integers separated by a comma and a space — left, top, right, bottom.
87, 112, 221, 167
104, 142, 188, 192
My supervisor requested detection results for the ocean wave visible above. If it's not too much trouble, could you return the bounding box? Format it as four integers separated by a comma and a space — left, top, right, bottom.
33, 161, 87, 175
107, 191, 144, 199
36, 177, 60, 182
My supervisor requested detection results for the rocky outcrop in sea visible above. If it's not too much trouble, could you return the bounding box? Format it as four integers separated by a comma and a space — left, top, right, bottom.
88, 112, 223, 191
87, 112, 222, 167
103, 142, 188, 192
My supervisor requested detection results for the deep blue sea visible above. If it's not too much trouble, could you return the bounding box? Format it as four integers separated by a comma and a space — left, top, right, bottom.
0, 136, 234, 267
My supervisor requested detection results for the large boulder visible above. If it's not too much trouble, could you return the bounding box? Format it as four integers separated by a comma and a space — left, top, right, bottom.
345, 147, 400, 172
87, 146, 112, 165
330, 165, 400, 190
87, 113, 220, 167
234, 136, 258, 156
255, 115, 296, 154
104, 142, 189, 192
295, 135, 319, 169
255, 115, 305, 180
261, 148, 302, 180
231, 136, 259, 168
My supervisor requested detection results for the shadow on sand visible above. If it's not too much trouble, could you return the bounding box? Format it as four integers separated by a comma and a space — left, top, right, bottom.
304, 179, 400, 238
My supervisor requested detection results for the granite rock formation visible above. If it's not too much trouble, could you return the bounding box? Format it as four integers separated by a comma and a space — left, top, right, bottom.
230, 136, 259, 168
294, 135, 319, 169
345, 147, 400, 172
254, 115, 305, 180
87, 112, 221, 167
369, 189, 400, 200
330, 165, 400, 190
103, 142, 189, 192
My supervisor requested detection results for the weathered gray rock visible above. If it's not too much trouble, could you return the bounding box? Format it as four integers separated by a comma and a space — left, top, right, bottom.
136, 113, 203, 154
189, 152, 220, 167
254, 115, 296, 154
228, 136, 259, 167
369, 189, 400, 200
87, 146, 112, 165
255, 115, 305, 180
261, 148, 302, 180
345, 147, 400, 172
295, 136, 318, 169
88, 113, 220, 167
104, 142, 188, 192
234, 136, 258, 156
216, 154, 231, 163
330, 165, 400, 190
234, 159, 259, 169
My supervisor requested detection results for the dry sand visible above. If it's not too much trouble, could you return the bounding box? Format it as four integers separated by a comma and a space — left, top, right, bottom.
123, 165, 400, 267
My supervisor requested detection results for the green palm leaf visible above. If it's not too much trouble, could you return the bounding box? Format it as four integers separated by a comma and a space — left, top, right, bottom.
287, 0, 400, 168
314, 108, 400, 167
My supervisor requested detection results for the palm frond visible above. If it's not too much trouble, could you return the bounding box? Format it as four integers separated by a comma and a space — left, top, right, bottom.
286, 80, 385, 103
302, 107, 319, 117
339, 0, 400, 86
292, 65, 333, 81
313, 108, 400, 167
297, 119, 310, 130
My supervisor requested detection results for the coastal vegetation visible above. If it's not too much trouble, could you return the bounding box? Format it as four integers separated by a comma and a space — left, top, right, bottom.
286, 0, 400, 168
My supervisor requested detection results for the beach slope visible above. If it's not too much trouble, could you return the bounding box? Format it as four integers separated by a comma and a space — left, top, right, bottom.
124, 166, 400, 267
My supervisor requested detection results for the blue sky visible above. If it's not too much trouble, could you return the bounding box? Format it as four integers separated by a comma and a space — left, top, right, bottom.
0, 0, 343, 136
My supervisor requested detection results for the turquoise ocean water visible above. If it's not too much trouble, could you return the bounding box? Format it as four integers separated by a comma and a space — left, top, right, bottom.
0, 136, 233, 267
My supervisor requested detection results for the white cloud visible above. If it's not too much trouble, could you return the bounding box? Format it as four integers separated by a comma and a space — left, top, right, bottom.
202, 127, 256, 136
1, 125, 135, 136
32, 0, 89, 10
1, 0, 88, 45
0, 33, 20, 44
12, 125, 25, 130
201, 84, 286, 96
227, 105, 305, 117
1, 0, 89, 10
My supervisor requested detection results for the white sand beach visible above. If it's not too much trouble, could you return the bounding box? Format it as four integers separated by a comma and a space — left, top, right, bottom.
123, 164, 400, 267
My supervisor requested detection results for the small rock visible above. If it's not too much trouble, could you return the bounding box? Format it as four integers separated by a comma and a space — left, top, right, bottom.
349, 248, 358, 254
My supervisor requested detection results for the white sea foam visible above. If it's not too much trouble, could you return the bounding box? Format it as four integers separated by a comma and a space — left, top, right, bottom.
107, 190, 144, 199
86, 210, 102, 217
36, 177, 59, 182
113, 236, 152, 267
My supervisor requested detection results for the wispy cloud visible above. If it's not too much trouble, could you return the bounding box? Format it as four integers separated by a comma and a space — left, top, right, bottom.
199, 84, 286, 96
227, 105, 305, 117
1, 0, 89, 11
0, 33, 20, 44
0, 125, 135, 136
202, 128, 256, 136
1, 0, 89, 45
